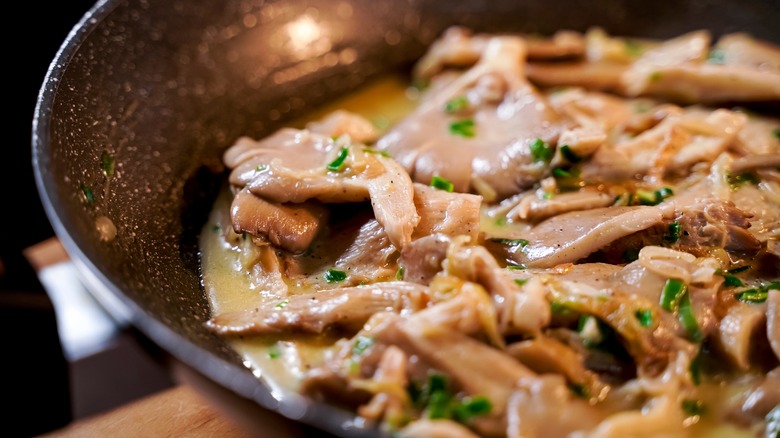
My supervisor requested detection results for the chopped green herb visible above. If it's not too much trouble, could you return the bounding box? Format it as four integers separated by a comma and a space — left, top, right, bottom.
774, 128, 780, 140
395, 267, 405, 280
449, 119, 476, 138
362, 147, 391, 157
707, 49, 725, 64
624, 39, 644, 56
635, 309, 653, 327
212, 223, 221, 233
551, 301, 575, 316
489, 238, 529, 247
514, 278, 529, 286
542, 191, 554, 200
275, 300, 289, 309
426, 391, 452, 419
352, 336, 374, 357
255, 164, 268, 172
578, 315, 604, 347
635, 189, 658, 205
268, 344, 281, 359
727, 265, 750, 274
530, 138, 554, 163
622, 248, 640, 263
678, 291, 703, 342
410, 374, 492, 424
324, 269, 347, 283
552, 168, 572, 178
664, 222, 681, 244
736, 289, 768, 303
430, 176, 454, 192
650, 71, 662, 81
682, 399, 706, 416
507, 264, 527, 270
444, 96, 469, 113
327, 147, 350, 171
736, 281, 779, 303
690, 349, 702, 385
453, 397, 492, 423
559, 145, 582, 163
412, 77, 430, 91
655, 187, 674, 200
660, 278, 687, 312
100, 152, 115, 177
568, 382, 590, 399
636, 187, 673, 205
727, 172, 760, 189
715, 269, 744, 287
371, 116, 390, 131
494, 216, 507, 226
80, 184, 95, 205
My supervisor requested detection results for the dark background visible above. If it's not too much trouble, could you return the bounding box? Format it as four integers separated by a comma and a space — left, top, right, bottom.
2, 1, 115, 435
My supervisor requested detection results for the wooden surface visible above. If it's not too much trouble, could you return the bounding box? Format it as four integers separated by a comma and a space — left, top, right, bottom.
43, 385, 250, 437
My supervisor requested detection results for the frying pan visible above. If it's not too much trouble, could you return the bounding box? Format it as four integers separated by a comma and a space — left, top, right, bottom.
32, 0, 779, 436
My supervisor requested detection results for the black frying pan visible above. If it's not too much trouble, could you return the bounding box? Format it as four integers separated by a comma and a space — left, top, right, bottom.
32, 0, 780, 436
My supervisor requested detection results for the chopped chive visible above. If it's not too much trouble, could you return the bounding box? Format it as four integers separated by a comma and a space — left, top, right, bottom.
371, 116, 390, 130
568, 382, 590, 399
552, 168, 572, 178
489, 237, 529, 247
682, 399, 706, 416
268, 344, 281, 359
507, 264, 527, 270
100, 152, 115, 177
255, 164, 268, 171
578, 315, 604, 347
514, 278, 529, 286
324, 269, 347, 283
715, 269, 744, 287
690, 350, 702, 385
655, 187, 674, 200
426, 391, 452, 419
326, 147, 349, 171
430, 176, 454, 192
727, 172, 760, 189
622, 248, 640, 263
636, 189, 658, 205
559, 145, 581, 163
736, 281, 779, 303
678, 291, 703, 342
664, 222, 681, 244
212, 223, 221, 233
551, 301, 574, 316
275, 300, 289, 309
635, 309, 653, 327
774, 128, 780, 139
660, 278, 687, 312
736, 289, 768, 303
362, 147, 391, 157
449, 119, 476, 138
80, 184, 95, 205
542, 191, 554, 200
395, 267, 405, 280
444, 96, 469, 113
530, 138, 554, 163
352, 336, 374, 357
453, 396, 492, 423
707, 49, 725, 64
624, 39, 643, 56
